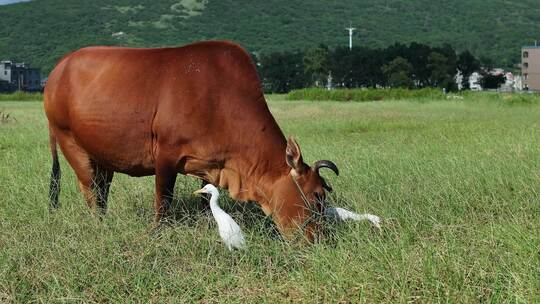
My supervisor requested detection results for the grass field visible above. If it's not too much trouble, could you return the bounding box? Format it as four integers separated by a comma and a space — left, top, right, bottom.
1, 95, 539, 302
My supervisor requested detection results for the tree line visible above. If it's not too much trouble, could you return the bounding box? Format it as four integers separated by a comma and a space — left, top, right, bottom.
256, 42, 500, 93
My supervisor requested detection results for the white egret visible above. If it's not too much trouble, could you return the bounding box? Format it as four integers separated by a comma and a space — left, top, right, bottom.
325, 207, 381, 229
193, 184, 246, 251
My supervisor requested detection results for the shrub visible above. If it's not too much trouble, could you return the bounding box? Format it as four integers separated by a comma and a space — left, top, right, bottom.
0, 91, 43, 102
287, 88, 446, 102
457, 91, 540, 105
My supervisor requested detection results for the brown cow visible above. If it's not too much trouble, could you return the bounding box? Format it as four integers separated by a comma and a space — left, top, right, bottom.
44, 40, 339, 240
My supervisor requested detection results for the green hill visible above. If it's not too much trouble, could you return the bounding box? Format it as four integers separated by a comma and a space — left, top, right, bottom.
1, 0, 538, 74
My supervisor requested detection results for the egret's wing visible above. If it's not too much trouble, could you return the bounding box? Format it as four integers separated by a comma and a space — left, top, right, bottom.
228, 221, 246, 249
362, 214, 381, 229
336, 207, 358, 220
325, 207, 356, 220
325, 207, 381, 229
230, 231, 246, 249
217, 214, 246, 250
220, 226, 246, 249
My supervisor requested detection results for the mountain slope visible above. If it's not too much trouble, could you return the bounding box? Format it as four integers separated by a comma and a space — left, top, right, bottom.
1, 0, 538, 73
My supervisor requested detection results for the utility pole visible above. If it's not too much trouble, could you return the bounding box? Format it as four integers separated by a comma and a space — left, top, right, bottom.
346, 23, 356, 50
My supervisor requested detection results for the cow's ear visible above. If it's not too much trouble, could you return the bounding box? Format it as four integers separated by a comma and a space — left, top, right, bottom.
286, 137, 306, 174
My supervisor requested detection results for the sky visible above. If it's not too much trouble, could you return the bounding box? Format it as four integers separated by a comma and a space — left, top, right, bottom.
0, 0, 31, 5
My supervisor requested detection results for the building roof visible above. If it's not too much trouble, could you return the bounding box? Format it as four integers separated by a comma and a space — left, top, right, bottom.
522, 46, 540, 49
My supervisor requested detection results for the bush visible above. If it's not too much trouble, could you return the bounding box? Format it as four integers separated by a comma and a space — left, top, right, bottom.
287, 88, 446, 102
457, 91, 540, 105
0, 91, 43, 101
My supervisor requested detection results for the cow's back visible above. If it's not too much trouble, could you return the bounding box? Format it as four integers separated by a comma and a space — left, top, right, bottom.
44, 41, 279, 177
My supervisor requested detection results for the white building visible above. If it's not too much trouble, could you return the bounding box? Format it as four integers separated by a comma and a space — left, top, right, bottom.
469, 72, 482, 91
455, 70, 484, 91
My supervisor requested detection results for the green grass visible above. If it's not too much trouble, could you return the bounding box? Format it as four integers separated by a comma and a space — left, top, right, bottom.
1, 95, 539, 302
0, 91, 43, 102
287, 88, 540, 103
287, 87, 447, 102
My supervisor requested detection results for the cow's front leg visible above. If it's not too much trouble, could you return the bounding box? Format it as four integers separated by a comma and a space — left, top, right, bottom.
154, 157, 177, 224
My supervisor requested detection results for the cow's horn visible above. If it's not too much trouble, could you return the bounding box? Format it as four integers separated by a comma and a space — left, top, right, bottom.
313, 160, 339, 192
313, 160, 339, 176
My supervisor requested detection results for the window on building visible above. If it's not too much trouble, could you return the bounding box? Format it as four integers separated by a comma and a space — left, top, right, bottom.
523, 51, 529, 58
524, 62, 529, 68
3, 71, 6, 75
524, 73, 528, 80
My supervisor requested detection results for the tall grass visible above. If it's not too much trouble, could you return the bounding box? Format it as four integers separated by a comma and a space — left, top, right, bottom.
459, 91, 540, 104
287, 87, 446, 101
287, 87, 540, 104
1, 97, 539, 302
0, 91, 43, 102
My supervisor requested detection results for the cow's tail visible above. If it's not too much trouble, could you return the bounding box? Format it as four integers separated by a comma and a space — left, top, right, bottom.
48, 126, 61, 210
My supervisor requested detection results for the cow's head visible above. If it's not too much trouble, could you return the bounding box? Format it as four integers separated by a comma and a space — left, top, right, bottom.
268, 137, 339, 241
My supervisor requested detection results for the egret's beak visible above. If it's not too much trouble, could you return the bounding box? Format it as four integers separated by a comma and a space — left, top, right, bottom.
192, 189, 205, 196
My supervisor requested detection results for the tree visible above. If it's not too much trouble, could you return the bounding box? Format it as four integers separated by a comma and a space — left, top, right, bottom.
427, 52, 457, 91
328, 46, 385, 88
406, 42, 435, 87
480, 73, 505, 89
259, 51, 306, 93
353, 48, 386, 88
328, 46, 354, 88
382, 57, 414, 88
257, 42, 478, 92
457, 51, 481, 89
303, 45, 329, 87
480, 56, 495, 71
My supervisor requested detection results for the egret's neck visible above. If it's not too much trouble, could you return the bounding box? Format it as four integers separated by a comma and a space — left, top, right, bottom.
209, 191, 225, 214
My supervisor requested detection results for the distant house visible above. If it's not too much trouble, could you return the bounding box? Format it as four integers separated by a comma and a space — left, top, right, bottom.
513, 75, 523, 91
455, 70, 486, 91
522, 46, 540, 91
457, 70, 518, 92
41, 77, 48, 88
500, 72, 518, 92
469, 72, 482, 91
0, 60, 42, 92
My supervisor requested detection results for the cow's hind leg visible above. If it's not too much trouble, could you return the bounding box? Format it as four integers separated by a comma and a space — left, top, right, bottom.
48, 127, 61, 210
57, 132, 111, 215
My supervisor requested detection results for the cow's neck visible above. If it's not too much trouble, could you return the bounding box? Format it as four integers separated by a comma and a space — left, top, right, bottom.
216, 139, 288, 206
196, 97, 289, 211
